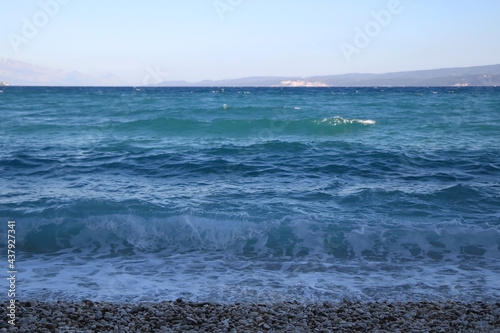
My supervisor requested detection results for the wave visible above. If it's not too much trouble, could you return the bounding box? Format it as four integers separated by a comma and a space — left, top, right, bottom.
3, 144, 500, 198
6, 200, 499, 264
2, 116, 377, 149
99, 116, 376, 137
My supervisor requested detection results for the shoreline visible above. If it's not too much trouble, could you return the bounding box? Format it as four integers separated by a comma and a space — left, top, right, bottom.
2, 299, 499, 332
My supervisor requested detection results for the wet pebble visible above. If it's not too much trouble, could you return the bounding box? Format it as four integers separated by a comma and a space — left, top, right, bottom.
1, 300, 499, 332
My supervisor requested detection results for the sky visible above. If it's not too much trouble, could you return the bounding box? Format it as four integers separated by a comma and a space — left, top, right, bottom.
1, 0, 500, 85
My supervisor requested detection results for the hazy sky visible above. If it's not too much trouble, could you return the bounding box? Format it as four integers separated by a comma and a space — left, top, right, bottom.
1, 0, 499, 85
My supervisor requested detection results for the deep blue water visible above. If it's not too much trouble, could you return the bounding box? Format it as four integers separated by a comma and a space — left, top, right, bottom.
1, 86, 499, 303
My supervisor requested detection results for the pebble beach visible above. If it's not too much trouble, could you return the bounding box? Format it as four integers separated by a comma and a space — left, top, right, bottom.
2, 299, 500, 332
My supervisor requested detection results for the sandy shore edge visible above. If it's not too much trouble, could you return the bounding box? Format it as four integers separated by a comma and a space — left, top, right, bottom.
2, 299, 500, 332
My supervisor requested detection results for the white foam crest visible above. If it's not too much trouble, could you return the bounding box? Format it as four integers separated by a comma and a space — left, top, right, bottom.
267, 215, 500, 263
73, 214, 261, 252
317, 116, 376, 126
354, 119, 376, 125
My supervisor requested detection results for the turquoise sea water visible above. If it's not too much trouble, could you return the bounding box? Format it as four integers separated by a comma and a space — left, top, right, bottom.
1, 86, 499, 303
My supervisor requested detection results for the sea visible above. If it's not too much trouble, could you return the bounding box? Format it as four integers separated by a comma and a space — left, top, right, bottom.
1, 86, 499, 304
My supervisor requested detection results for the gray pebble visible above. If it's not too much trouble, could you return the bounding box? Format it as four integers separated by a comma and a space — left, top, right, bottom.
2, 299, 500, 332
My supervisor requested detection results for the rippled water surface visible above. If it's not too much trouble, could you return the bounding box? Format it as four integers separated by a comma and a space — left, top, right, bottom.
1, 86, 499, 302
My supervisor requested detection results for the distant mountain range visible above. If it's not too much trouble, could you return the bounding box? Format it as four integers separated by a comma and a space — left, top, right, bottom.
1, 57, 499, 87
0, 57, 124, 86
157, 64, 500, 87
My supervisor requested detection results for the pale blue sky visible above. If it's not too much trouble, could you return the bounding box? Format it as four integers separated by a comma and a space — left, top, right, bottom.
1, 0, 499, 84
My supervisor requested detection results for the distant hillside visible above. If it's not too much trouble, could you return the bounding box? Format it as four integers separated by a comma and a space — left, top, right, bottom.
0, 58, 125, 86
1, 57, 499, 87
157, 64, 500, 87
